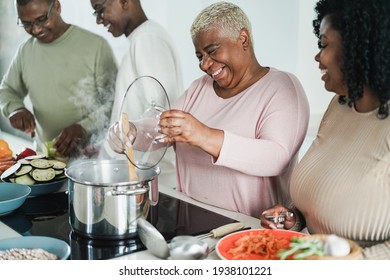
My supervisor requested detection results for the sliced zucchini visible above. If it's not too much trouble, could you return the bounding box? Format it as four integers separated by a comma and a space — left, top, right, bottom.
54, 169, 64, 175
54, 174, 67, 180
0, 162, 21, 181
30, 159, 54, 169
17, 159, 31, 165
15, 174, 35, 185
48, 160, 66, 170
31, 168, 56, 182
15, 165, 33, 176
24, 153, 46, 160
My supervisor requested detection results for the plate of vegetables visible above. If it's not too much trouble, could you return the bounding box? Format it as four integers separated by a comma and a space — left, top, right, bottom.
217, 229, 362, 260
281, 234, 362, 260
1, 148, 67, 197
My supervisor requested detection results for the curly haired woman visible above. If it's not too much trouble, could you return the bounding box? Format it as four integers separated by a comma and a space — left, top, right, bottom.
261, 0, 390, 259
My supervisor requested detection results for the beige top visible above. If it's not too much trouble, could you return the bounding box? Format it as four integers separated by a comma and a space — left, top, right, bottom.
291, 96, 390, 260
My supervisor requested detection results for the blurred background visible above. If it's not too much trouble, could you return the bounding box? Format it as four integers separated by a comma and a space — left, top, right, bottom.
0, 0, 331, 141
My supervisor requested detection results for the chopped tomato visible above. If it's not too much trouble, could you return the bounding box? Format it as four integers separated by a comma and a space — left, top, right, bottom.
16, 147, 37, 160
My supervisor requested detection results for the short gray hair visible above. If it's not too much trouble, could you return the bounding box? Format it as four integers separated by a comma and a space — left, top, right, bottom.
16, 0, 52, 6
191, 1, 252, 41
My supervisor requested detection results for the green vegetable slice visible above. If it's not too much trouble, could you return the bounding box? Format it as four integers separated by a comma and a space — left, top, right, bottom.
17, 159, 31, 165
31, 168, 56, 182
54, 169, 64, 175
15, 174, 36, 185
48, 160, 66, 170
30, 159, 54, 169
0, 162, 21, 181
55, 174, 67, 180
15, 165, 33, 176
278, 236, 327, 260
24, 154, 46, 160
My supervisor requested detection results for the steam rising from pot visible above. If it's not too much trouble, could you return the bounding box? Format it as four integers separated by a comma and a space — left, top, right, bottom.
67, 73, 116, 162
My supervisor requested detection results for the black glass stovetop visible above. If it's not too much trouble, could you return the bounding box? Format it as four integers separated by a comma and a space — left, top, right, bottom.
0, 191, 237, 260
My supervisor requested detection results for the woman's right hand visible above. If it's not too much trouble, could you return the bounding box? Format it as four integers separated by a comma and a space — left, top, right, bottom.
260, 204, 296, 230
106, 121, 136, 154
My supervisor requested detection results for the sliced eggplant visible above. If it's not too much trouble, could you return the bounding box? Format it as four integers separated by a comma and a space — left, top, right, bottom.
2, 152, 67, 185
15, 165, 33, 176
0, 162, 21, 181
54, 169, 64, 175
48, 160, 66, 170
31, 168, 56, 182
54, 174, 67, 180
17, 158, 31, 165
15, 174, 36, 185
24, 153, 46, 160
30, 159, 54, 169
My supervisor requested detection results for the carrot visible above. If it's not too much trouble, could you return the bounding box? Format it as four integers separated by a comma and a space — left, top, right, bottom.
0, 155, 14, 162
0, 164, 13, 171
0, 160, 16, 166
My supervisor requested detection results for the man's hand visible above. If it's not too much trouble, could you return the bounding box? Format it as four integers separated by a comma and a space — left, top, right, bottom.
54, 124, 87, 157
9, 108, 36, 137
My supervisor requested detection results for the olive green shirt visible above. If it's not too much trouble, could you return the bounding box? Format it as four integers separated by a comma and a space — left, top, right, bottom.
0, 25, 117, 142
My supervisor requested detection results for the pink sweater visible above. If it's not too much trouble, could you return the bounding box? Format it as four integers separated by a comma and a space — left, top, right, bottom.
172, 68, 309, 217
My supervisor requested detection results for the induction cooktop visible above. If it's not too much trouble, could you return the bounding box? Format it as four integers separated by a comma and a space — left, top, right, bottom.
0, 191, 237, 260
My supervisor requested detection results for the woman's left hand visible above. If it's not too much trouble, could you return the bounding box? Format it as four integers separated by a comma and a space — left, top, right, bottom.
260, 204, 296, 230
159, 109, 223, 158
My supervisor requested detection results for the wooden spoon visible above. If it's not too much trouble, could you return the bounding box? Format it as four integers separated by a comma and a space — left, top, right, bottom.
121, 112, 138, 182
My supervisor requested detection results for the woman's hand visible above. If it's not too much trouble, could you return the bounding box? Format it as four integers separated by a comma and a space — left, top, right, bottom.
106, 121, 136, 154
159, 109, 223, 158
260, 204, 296, 230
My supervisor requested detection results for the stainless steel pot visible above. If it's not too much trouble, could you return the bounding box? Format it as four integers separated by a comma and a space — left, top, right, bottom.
65, 159, 160, 240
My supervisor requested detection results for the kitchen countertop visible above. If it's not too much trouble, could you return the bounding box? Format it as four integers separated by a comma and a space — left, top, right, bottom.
0, 184, 261, 261
113, 184, 261, 260
0, 131, 262, 260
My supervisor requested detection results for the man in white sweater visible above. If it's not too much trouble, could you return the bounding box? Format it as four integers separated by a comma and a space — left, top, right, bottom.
90, 0, 183, 186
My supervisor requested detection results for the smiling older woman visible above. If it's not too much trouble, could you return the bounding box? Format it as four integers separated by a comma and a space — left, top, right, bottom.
108, 1, 310, 217
157, 2, 309, 217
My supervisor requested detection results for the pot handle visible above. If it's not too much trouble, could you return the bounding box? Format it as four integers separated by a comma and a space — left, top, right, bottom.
109, 186, 149, 196
149, 176, 159, 206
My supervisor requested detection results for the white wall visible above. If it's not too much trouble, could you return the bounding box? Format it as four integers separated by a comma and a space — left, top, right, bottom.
296, 0, 332, 133
2, 0, 332, 135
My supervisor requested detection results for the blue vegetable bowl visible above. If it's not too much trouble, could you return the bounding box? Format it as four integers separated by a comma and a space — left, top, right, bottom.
28, 178, 67, 197
0, 182, 31, 216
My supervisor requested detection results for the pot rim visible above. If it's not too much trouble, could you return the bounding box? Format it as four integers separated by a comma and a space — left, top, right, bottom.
64, 159, 160, 187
